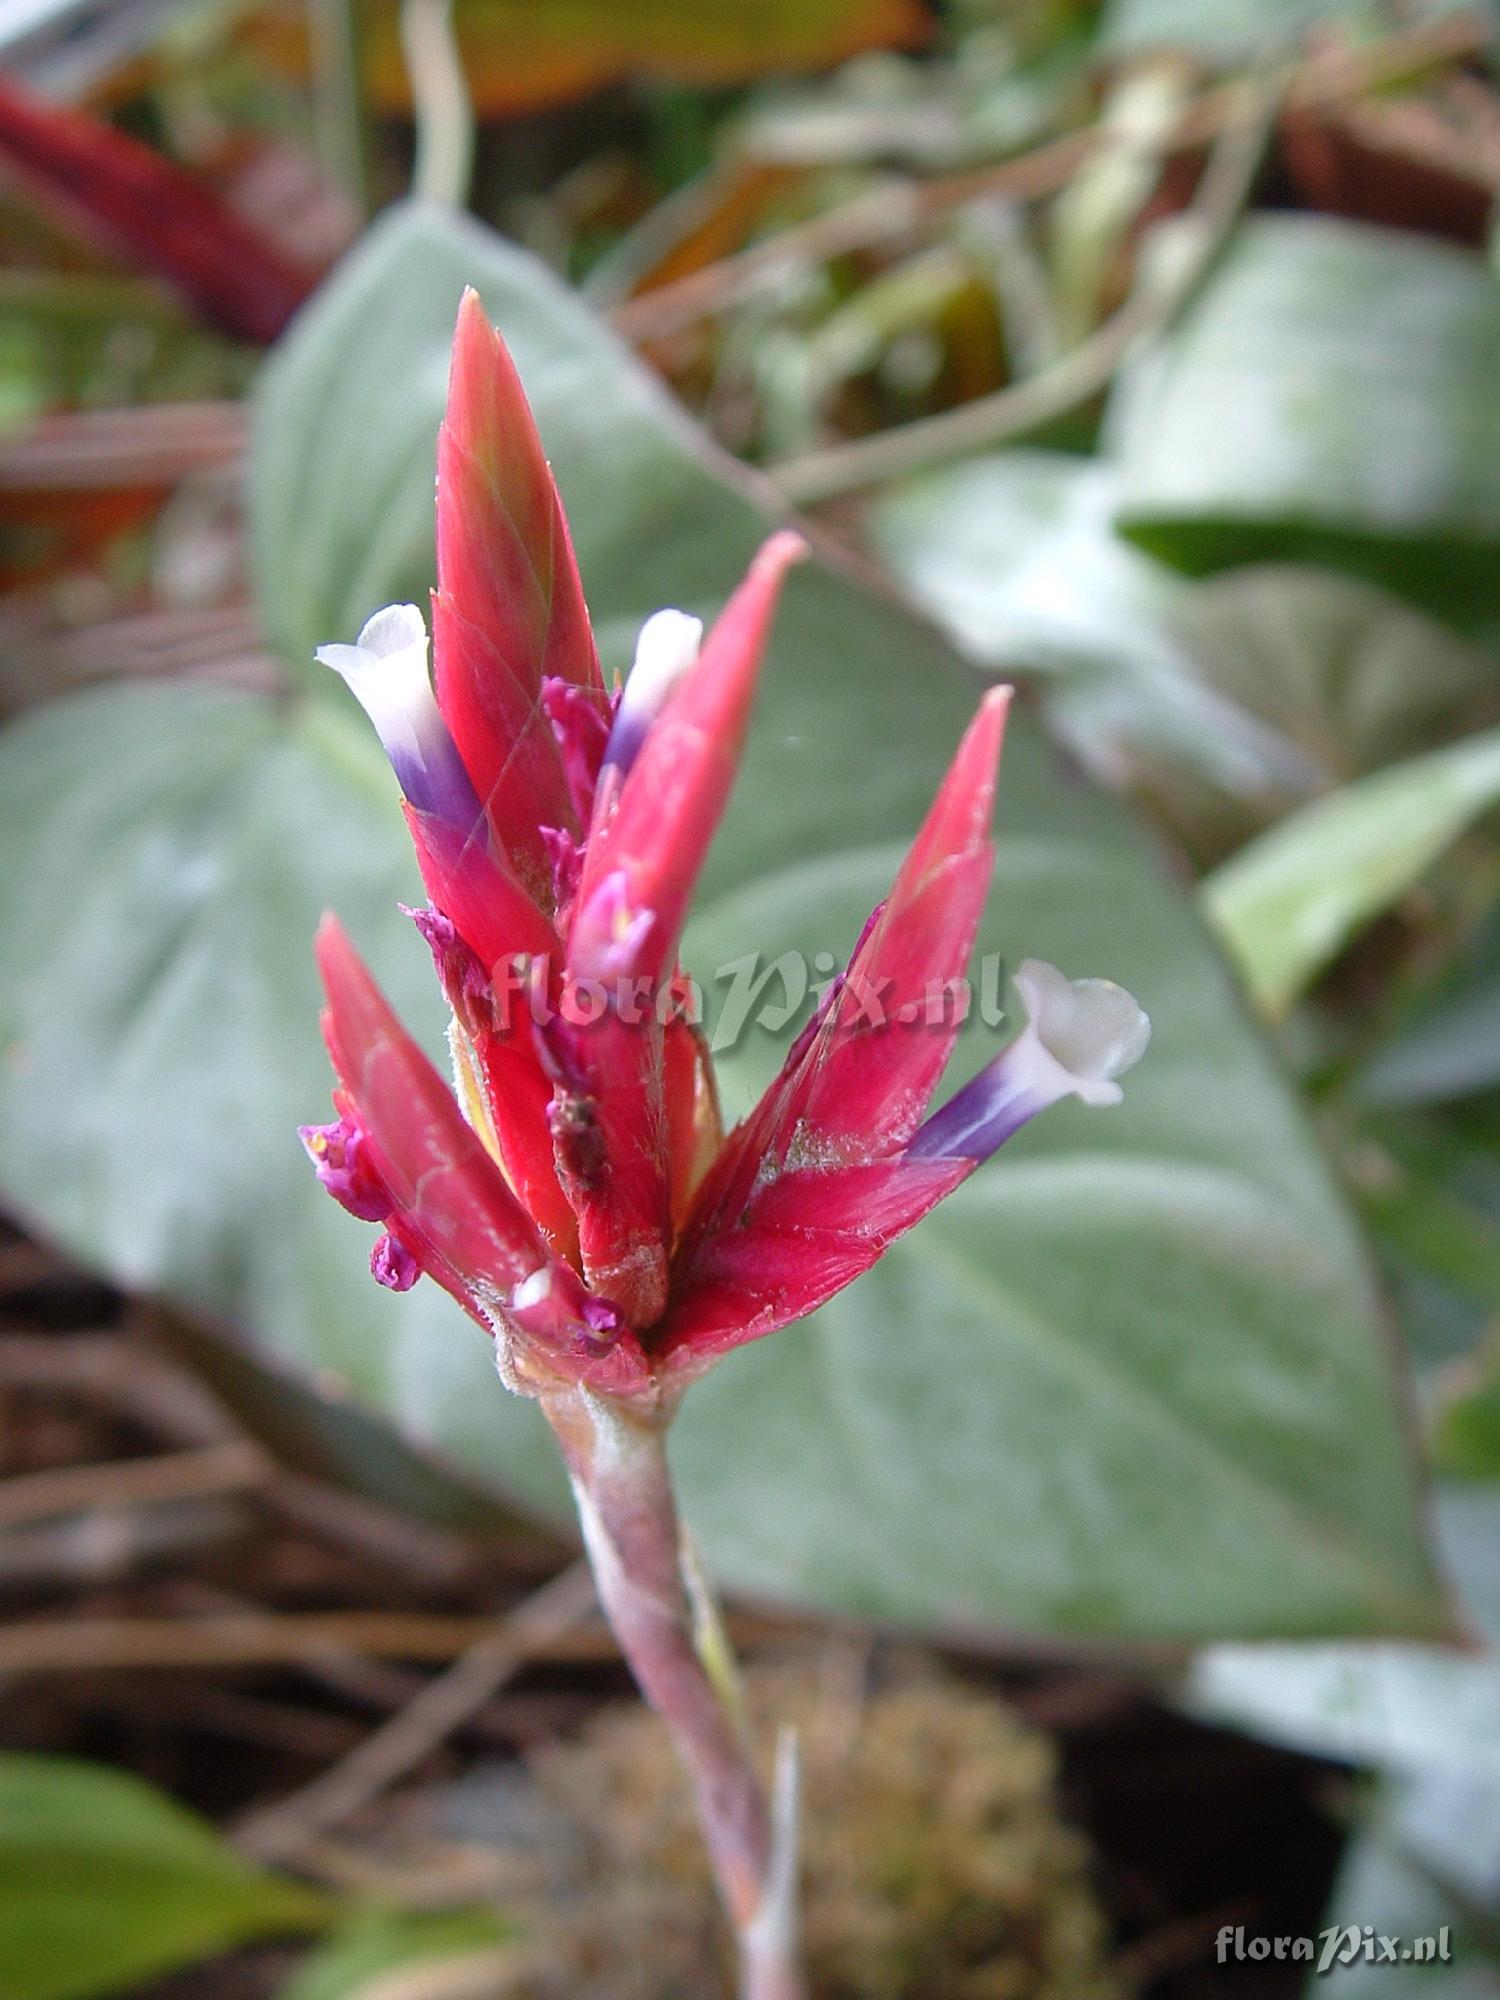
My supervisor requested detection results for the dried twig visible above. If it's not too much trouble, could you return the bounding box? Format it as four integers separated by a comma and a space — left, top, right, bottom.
0, 1610, 519, 1675
68, 1677, 370, 1762
0, 1440, 268, 1529
264, 1472, 479, 1588
770, 67, 1279, 505
1113, 1900, 1256, 1987
0, 1326, 478, 1584
233, 1560, 597, 1861
609, 11, 1487, 347
0, 605, 270, 691
0, 401, 247, 490
0, 1499, 247, 1591
0, 1604, 795, 1676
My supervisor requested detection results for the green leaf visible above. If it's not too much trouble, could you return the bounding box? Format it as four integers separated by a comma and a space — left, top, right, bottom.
1317, 1771, 1500, 1998
0, 202, 1442, 1640
1166, 567, 1500, 794
1347, 1110, 1500, 1373
1108, 215, 1500, 632
0, 273, 245, 437
1364, 975, 1500, 1108
1188, 1486, 1500, 1777
872, 454, 1500, 873
0, 1755, 331, 2000
1359, 904, 1500, 1108
275, 1909, 515, 2000
870, 451, 1327, 807
1204, 727, 1500, 1017
1434, 1323, 1500, 1481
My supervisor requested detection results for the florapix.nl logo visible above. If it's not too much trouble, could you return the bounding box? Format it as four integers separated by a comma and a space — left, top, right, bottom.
1217, 1926, 1453, 1975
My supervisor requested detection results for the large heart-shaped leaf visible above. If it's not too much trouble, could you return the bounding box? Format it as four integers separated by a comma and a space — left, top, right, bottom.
0, 203, 1442, 1639
1107, 215, 1500, 631
1188, 1485, 1500, 1776
867, 451, 1325, 809
871, 452, 1500, 874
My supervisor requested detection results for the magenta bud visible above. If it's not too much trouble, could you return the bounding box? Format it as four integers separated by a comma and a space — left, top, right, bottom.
299, 1115, 388, 1223
371, 1232, 420, 1290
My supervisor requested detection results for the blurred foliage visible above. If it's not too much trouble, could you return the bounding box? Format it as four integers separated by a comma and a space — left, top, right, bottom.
0, 1755, 333, 2000
0, 275, 246, 435
273, 1908, 517, 2000
0, 1752, 514, 2000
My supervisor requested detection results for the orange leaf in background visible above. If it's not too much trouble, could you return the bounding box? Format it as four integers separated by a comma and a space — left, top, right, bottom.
362, 0, 930, 117
0, 486, 164, 591
625, 161, 802, 298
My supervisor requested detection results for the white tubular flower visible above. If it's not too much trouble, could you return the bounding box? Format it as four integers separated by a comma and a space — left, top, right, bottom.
317, 604, 479, 827
1008, 959, 1153, 1109
910, 958, 1150, 1161
602, 608, 704, 778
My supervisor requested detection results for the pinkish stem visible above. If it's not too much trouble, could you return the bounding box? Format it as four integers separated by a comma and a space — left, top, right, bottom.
542, 1386, 805, 2000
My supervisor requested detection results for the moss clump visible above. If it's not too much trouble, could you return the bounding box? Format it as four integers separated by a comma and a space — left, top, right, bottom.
505, 1656, 1127, 2000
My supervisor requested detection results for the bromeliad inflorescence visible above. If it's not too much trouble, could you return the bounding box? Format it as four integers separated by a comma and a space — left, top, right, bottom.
300, 289, 1148, 2000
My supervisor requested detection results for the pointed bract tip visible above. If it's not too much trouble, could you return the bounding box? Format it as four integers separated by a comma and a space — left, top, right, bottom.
452, 284, 494, 355
755, 529, 810, 581
312, 913, 388, 1059
313, 909, 348, 964
896, 682, 1010, 889
957, 682, 1011, 792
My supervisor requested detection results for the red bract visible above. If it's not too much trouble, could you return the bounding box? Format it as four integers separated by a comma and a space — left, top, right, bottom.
303, 293, 1148, 1408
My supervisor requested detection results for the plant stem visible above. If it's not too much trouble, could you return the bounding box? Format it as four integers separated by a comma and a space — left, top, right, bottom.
542, 1386, 804, 2000
400, 0, 475, 210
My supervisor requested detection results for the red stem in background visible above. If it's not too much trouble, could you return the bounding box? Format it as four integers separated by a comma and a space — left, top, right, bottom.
0, 74, 321, 343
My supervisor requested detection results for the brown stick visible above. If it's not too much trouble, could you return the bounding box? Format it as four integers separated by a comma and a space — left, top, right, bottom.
0, 1440, 267, 1528
233, 1561, 596, 1862
770, 65, 1278, 505
0, 400, 246, 489
0, 1603, 794, 1676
